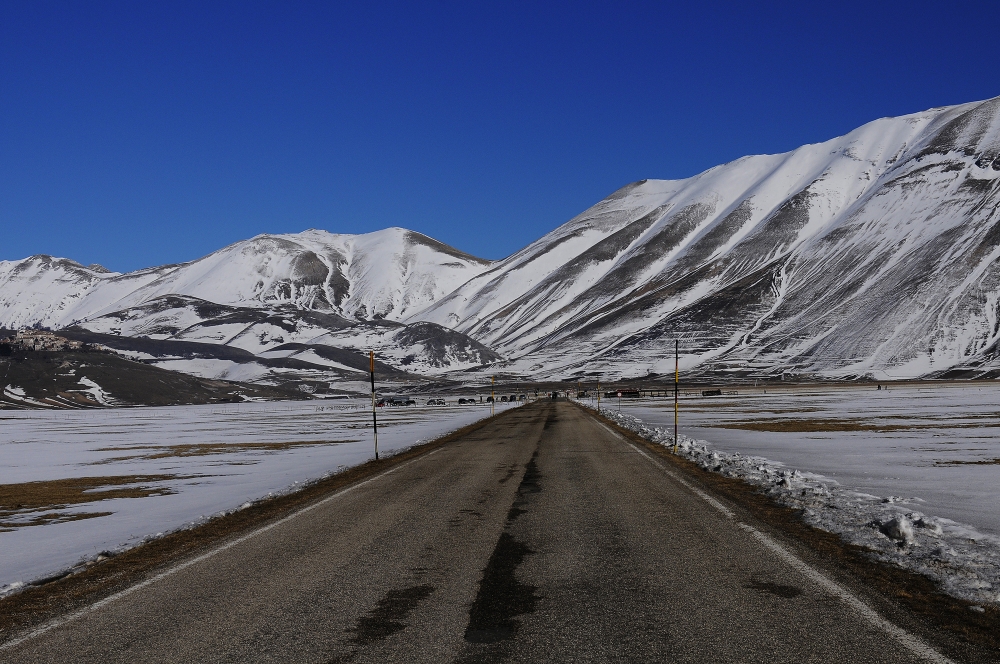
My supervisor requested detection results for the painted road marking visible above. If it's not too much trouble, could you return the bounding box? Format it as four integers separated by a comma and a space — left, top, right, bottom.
594, 416, 956, 664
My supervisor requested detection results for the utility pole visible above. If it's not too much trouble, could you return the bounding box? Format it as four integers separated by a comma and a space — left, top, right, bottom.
491, 375, 495, 416
597, 381, 601, 411
370, 351, 379, 460
673, 340, 679, 453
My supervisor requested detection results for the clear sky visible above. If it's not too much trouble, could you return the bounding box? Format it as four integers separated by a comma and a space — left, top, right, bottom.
2, 1, 999, 272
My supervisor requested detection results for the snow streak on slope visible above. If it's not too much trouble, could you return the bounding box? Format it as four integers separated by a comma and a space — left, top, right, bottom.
75, 295, 500, 382
412, 97, 1000, 380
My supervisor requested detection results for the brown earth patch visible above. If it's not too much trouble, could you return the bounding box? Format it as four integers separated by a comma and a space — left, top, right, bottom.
719, 418, 910, 432
718, 418, 948, 433
0, 476, 180, 531
91, 439, 358, 463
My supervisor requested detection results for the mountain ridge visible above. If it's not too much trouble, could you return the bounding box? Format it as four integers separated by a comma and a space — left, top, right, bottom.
4, 96, 1000, 385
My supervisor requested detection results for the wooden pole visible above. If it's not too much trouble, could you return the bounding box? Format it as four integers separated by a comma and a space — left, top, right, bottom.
673, 340, 679, 453
370, 351, 379, 460
491, 375, 495, 416
597, 381, 601, 411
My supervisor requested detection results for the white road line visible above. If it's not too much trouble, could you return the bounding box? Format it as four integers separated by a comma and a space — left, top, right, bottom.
0, 448, 442, 653
624, 437, 735, 519
595, 418, 957, 664
737, 523, 956, 664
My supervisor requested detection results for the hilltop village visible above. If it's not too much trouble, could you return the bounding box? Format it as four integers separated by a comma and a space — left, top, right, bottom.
0, 329, 87, 353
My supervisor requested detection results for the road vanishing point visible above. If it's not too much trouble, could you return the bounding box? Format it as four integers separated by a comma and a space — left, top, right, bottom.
3, 401, 960, 663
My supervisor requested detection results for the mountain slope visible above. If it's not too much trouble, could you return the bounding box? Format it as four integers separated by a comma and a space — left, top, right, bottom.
71, 295, 501, 383
5, 97, 1000, 383
411, 96, 1000, 380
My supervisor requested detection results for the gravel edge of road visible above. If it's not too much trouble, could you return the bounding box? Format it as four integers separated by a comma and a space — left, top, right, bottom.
0, 407, 521, 644
578, 402, 999, 664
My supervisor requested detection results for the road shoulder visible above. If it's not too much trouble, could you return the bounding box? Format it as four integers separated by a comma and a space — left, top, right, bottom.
578, 402, 999, 664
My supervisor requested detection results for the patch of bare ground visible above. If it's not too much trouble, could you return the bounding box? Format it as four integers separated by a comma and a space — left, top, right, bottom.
0, 476, 180, 531
936, 459, 1000, 466
90, 439, 359, 463
0, 409, 514, 643
582, 403, 999, 664
718, 417, 997, 433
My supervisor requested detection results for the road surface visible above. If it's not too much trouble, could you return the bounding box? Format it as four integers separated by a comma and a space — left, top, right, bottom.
2, 401, 953, 662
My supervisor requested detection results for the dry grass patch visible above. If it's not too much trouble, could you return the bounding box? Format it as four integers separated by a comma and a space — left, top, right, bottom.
720, 418, 925, 433
719, 418, 1000, 433
91, 439, 358, 463
0, 475, 179, 531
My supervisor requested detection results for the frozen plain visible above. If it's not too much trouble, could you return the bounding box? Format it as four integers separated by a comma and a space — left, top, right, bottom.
598, 382, 1000, 605
0, 400, 515, 593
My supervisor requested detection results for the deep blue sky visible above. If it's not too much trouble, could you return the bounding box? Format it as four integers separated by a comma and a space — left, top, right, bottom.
2, 1, 999, 271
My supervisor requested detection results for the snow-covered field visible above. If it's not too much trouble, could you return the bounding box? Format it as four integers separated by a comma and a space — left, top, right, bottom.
591, 383, 1000, 605
0, 400, 515, 594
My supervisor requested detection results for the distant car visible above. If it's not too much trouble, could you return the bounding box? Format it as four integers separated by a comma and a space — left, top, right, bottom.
486, 396, 494, 403
427, 398, 446, 405
500, 396, 508, 402
382, 397, 415, 407
458, 397, 478, 404
519, 394, 527, 401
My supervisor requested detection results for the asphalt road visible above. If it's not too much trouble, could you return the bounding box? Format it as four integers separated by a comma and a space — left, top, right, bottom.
3, 401, 951, 663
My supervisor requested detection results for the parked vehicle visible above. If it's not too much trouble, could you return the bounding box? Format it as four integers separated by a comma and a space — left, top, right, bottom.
380, 397, 416, 406
427, 398, 446, 405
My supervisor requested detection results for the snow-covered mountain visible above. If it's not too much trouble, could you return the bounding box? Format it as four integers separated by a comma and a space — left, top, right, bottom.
0, 228, 491, 328
5, 96, 1000, 385
0, 229, 497, 385
411, 96, 1000, 381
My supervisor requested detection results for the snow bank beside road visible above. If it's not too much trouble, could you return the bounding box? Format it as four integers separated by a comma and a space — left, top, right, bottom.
594, 405, 1000, 607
